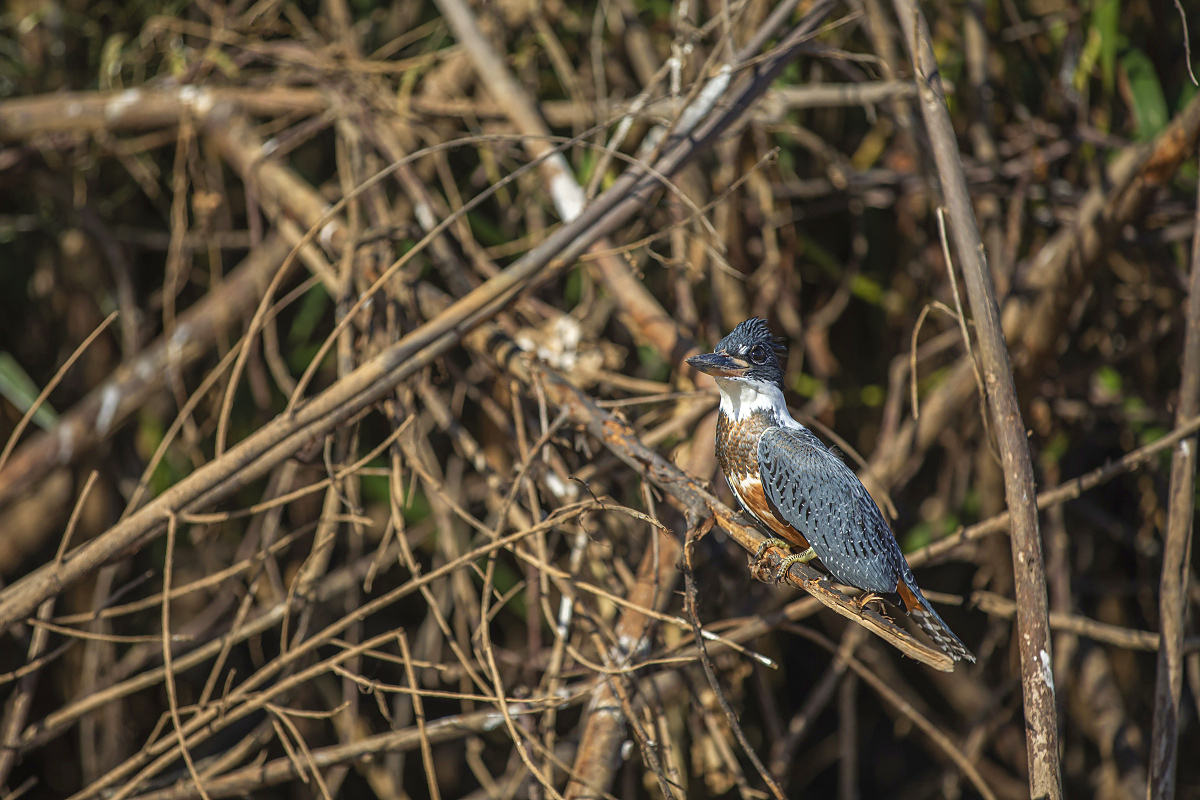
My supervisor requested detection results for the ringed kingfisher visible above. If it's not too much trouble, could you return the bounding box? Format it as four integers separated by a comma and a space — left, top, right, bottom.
687, 318, 974, 663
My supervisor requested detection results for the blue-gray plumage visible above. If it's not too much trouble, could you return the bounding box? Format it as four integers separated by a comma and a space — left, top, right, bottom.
688, 317, 974, 663
758, 425, 906, 594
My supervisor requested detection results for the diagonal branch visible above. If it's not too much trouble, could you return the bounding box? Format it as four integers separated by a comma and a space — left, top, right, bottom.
0, 0, 841, 642
419, 284, 956, 672
0, 237, 291, 510
433, 0, 836, 367
867, 89, 1200, 492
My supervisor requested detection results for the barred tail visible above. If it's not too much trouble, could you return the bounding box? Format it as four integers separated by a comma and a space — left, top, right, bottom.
897, 579, 975, 663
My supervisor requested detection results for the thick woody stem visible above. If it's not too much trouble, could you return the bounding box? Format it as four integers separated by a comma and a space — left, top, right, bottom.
1147, 151, 1200, 800
889, 0, 1063, 797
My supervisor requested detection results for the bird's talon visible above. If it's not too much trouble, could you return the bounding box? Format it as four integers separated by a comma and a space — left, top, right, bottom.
751, 538, 781, 564
855, 592, 886, 613
749, 538, 793, 584
774, 546, 817, 584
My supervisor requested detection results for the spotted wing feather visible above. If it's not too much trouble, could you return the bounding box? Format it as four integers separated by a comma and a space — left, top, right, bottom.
758, 426, 975, 662
757, 426, 905, 594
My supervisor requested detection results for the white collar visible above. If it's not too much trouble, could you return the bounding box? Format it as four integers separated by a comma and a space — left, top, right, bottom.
713, 378, 802, 428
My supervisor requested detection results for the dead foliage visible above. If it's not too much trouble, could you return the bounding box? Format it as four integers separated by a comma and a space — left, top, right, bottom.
0, 1, 1197, 799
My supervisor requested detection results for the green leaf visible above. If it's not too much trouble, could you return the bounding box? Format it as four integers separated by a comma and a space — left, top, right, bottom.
799, 234, 841, 279
1138, 425, 1168, 448
1092, 365, 1123, 399
849, 273, 885, 306
288, 284, 330, 347
902, 523, 932, 553
1090, 0, 1120, 95
564, 266, 584, 308
860, 384, 885, 407
1121, 48, 1169, 140
1075, 26, 1103, 96
791, 372, 824, 398
359, 470, 390, 507
1178, 79, 1199, 114
0, 353, 58, 430
636, 344, 670, 382
468, 210, 506, 247
1041, 431, 1070, 466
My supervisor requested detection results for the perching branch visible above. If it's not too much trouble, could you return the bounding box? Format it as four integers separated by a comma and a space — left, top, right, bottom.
0, 19, 830, 633
420, 284, 957, 672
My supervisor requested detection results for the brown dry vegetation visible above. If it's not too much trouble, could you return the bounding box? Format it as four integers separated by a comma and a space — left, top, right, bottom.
0, 0, 1198, 799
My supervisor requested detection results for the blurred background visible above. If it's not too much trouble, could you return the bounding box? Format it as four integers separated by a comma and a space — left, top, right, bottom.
0, 0, 1197, 798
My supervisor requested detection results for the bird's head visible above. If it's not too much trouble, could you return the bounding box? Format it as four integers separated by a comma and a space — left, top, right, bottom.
687, 318, 787, 390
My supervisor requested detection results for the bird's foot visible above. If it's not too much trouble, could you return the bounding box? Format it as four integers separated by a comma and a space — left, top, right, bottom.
776, 546, 817, 585
854, 592, 887, 613
750, 539, 816, 585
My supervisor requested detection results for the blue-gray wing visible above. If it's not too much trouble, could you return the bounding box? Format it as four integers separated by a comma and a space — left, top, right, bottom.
758, 426, 906, 594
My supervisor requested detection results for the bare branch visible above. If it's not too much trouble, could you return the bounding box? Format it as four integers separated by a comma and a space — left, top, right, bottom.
1147, 143, 1200, 800
889, 0, 1061, 795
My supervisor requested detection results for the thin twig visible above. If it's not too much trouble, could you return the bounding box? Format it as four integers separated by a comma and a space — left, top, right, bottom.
971, 591, 1200, 653
0, 311, 117, 474
683, 518, 786, 800
161, 514, 214, 800
908, 413, 1200, 568
936, 206, 993, 455
419, 285, 956, 671
0, 239, 289, 510
785, 626, 999, 800
1173, 0, 1198, 87
0, 44, 795, 632
0, 473, 99, 786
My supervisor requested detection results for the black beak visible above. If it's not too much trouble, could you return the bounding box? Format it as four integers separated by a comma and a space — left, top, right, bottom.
686, 351, 749, 377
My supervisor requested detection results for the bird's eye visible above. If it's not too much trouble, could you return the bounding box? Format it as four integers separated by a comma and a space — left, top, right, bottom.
749, 344, 769, 365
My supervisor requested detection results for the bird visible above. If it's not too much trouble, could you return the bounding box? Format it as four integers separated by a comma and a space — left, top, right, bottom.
687, 317, 974, 663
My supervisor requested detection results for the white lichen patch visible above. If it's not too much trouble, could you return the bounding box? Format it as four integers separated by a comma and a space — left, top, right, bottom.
675, 64, 731, 136
1039, 648, 1054, 692
542, 470, 578, 502
57, 423, 76, 463
178, 85, 214, 116
319, 221, 338, 250
95, 383, 121, 436
546, 153, 586, 222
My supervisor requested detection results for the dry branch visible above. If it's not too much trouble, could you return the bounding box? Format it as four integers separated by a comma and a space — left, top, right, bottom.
0, 0, 841, 635
907, 414, 1200, 569
786, 627, 998, 800
0, 236, 291, 512
1147, 150, 1200, 800
683, 519, 786, 800
0, 75, 699, 633
891, 0, 1061, 796
0, 88, 325, 141
421, 284, 955, 672
867, 89, 1200, 491
2, 2, 1196, 797
433, 0, 694, 364
971, 591, 1200, 653
563, 513, 682, 799
123, 707, 535, 800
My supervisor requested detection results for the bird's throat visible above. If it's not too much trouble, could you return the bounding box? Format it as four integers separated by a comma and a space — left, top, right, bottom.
714, 378, 791, 425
